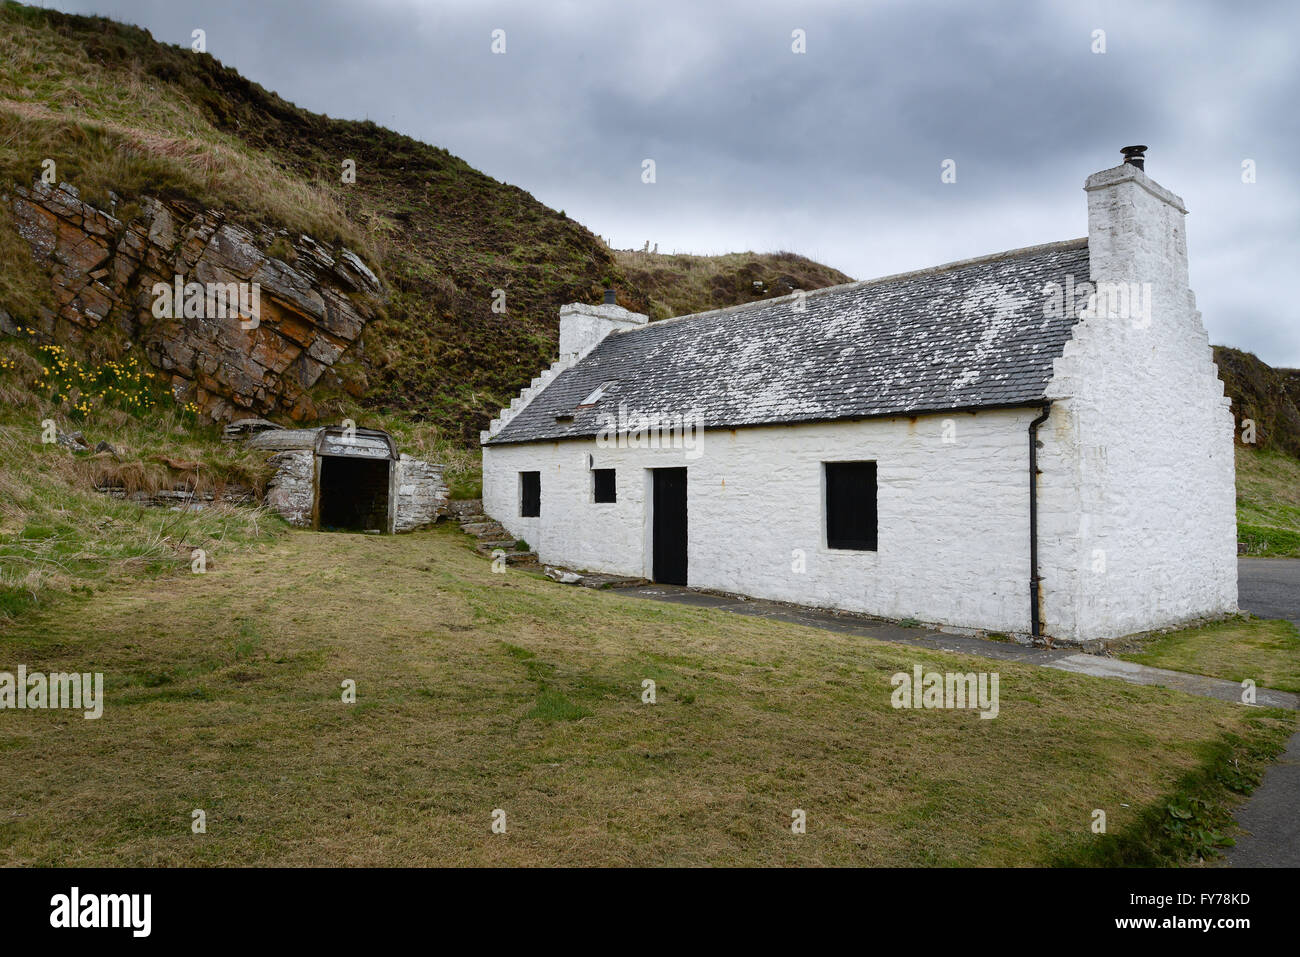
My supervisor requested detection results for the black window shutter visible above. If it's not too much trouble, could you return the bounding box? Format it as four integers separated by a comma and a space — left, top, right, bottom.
520, 471, 541, 517
825, 462, 877, 551
593, 468, 617, 503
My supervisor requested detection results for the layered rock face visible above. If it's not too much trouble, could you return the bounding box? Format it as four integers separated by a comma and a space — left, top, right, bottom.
6, 181, 381, 422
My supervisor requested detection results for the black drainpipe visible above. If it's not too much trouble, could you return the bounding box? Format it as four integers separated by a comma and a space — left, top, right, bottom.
1028, 403, 1052, 641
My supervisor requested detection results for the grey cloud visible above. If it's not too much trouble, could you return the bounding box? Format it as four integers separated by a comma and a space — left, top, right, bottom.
46, 0, 1300, 364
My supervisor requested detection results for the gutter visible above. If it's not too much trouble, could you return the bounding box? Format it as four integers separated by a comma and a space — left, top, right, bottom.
1028, 402, 1052, 641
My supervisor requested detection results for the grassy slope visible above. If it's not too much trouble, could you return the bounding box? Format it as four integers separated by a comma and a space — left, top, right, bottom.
0, 3, 857, 444
1215, 346, 1300, 459
0, 332, 280, 618
613, 249, 853, 320
1120, 618, 1300, 694
1236, 446, 1300, 557
0, 2, 620, 441
0, 323, 491, 619
0, 524, 1290, 866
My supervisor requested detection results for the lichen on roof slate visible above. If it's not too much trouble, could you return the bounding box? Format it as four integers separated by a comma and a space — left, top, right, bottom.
487, 239, 1090, 445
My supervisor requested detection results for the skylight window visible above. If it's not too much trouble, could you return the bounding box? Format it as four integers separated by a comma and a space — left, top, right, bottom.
577, 380, 617, 408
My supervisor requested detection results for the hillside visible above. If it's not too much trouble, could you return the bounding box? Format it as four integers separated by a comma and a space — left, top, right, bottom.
0, 3, 857, 443
613, 249, 853, 320
2, 1, 1299, 628
1213, 346, 1300, 458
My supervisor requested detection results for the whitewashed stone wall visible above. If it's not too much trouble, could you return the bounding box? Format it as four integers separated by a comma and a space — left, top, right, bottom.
485, 410, 1041, 634
393, 454, 448, 533
481, 162, 1238, 642
265, 449, 314, 527
1037, 163, 1237, 641
264, 446, 447, 533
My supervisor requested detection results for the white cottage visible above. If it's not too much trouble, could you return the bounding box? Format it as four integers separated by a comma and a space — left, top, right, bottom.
480, 151, 1237, 643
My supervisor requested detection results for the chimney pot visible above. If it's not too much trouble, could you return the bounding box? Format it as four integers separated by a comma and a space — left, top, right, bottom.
1120, 144, 1148, 170
603, 287, 617, 305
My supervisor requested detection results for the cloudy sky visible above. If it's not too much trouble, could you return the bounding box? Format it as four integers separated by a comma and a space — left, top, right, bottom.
45, 0, 1300, 365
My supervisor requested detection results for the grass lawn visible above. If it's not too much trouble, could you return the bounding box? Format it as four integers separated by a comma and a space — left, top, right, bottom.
0, 525, 1293, 867
1119, 617, 1300, 694
1236, 447, 1300, 557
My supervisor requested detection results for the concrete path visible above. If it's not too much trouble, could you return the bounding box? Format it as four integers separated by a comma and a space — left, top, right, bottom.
1222, 730, 1300, 867
612, 583, 1299, 706
611, 584, 1075, 665
1045, 653, 1298, 708
1238, 557, 1300, 627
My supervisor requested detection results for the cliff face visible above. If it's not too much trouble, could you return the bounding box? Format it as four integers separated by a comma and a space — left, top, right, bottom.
4, 180, 381, 422
1213, 346, 1300, 457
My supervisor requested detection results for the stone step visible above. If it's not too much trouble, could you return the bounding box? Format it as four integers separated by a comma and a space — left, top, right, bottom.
476, 539, 518, 552
461, 521, 506, 537
504, 552, 538, 566
446, 499, 484, 523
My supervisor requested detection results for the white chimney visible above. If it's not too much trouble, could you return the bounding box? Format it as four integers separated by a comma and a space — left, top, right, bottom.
558, 289, 648, 360
1084, 146, 1190, 296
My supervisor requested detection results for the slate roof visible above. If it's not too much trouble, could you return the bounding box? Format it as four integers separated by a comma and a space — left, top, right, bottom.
487, 238, 1090, 445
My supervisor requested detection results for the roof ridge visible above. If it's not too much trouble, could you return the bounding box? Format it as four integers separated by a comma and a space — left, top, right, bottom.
628, 237, 1090, 332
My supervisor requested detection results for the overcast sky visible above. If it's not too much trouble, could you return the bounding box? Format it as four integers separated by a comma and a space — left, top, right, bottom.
42, 0, 1300, 365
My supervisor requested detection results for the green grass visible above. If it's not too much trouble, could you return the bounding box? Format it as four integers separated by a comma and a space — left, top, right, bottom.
1236, 446, 1300, 557
1053, 720, 1288, 865
1119, 617, 1300, 694
0, 335, 281, 621
0, 524, 1291, 866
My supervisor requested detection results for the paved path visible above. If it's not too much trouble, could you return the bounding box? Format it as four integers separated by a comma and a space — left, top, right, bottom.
1238, 557, 1300, 626
1222, 730, 1300, 867
611, 584, 1076, 664
612, 581, 1299, 707
1045, 653, 1297, 708
1228, 558, 1300, 867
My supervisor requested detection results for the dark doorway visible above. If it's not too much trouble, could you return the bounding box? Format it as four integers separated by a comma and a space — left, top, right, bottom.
652, 467, 688, 585
318, 456, 391, 532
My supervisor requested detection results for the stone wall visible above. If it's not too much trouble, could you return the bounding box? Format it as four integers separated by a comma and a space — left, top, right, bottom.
261, 441, 448, 533
394, 455, 449, 533
1037, 163, 1238, 641
6, 181, 380, 422
484, 410, 1042, 635
265, 450, 314, 527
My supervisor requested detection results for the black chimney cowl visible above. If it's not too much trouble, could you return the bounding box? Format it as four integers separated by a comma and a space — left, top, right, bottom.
603, 288, 617, 305
1120, 145, 1147, 170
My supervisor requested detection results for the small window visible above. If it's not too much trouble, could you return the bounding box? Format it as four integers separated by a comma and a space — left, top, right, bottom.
825, 461, 877, 551
520, 471, 540, 517
578, 380, 617, 408
593, 468, 617, 503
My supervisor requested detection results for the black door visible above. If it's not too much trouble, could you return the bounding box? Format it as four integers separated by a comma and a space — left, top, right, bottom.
652, 468, 688, 585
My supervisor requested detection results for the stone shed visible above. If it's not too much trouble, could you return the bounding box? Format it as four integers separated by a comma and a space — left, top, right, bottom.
250, 424, 448, 533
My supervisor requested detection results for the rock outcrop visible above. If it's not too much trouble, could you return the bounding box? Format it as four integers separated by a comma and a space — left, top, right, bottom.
1213, 346, 1300, 457
6, 181, 381, 422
